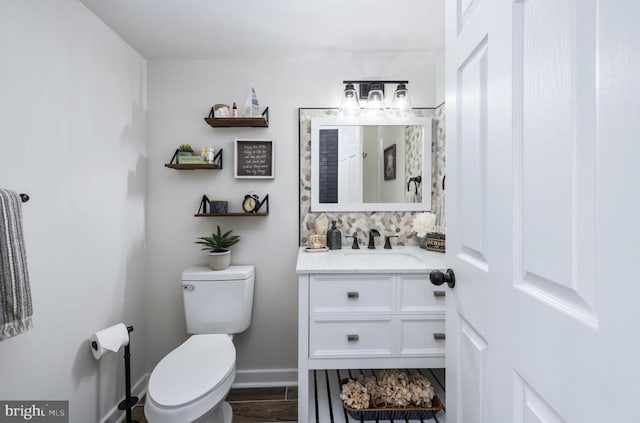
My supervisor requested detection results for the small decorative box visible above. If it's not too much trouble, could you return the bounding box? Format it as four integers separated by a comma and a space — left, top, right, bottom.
426, 232, 446, 253
178, 155, 205, 164
209, 201, 228, 214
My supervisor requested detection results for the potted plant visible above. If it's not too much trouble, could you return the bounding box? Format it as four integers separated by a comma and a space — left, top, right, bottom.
195, 225, 240, 270
178, 144, 194, 157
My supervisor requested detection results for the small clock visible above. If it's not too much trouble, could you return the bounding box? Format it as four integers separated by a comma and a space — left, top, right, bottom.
242, 193, 260, 213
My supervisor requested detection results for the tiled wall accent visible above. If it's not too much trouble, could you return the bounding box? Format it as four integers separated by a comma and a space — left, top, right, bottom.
299, 106, 446, 246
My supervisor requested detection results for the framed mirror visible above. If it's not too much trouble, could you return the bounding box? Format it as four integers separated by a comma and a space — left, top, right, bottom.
310, 115, 432, 212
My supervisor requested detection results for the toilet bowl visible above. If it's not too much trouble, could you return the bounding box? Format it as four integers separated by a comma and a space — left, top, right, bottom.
145, 266, 255, 423
145, 334, 236, 423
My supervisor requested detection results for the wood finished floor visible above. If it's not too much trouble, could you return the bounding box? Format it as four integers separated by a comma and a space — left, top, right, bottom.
132, 386, 298, 423
132, 369, 444, 422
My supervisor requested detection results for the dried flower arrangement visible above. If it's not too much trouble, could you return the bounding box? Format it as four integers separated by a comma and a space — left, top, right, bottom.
340, 369, 439, 419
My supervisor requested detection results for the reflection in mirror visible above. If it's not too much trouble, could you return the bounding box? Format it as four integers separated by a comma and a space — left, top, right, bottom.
311, 116, 431, 212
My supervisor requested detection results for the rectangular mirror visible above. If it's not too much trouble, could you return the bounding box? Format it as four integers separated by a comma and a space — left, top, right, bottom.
310, 115, 432, 212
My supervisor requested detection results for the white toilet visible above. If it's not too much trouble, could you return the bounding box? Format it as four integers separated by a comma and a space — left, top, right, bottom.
145, 265, 255, 423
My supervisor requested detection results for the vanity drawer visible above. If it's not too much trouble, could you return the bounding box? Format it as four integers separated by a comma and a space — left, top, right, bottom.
399, 317, 446, 357
310, 274, 393, 315
399, 274, 446, 313
309, 318, 393, 359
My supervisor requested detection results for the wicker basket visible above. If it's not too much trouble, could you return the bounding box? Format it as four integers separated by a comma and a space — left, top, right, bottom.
340, 379, 442, 421
425, 232, 446, 253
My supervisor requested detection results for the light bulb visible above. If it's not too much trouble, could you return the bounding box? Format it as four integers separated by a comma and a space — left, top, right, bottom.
392, 83, 412, 115
339, 83, 360, 116
366, 83, 385, 111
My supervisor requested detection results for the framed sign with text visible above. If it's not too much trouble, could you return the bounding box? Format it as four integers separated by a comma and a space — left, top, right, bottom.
234, 139, 275, 179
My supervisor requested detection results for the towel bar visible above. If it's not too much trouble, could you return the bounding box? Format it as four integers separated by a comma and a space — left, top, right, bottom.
19, 194, 29, 203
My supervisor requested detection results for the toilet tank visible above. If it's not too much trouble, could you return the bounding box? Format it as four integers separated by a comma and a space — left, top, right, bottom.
182, 265, 254, 334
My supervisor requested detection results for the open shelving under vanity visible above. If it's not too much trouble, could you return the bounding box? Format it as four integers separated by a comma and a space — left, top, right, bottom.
310, 367, 447, 423
296, 246, 447, 422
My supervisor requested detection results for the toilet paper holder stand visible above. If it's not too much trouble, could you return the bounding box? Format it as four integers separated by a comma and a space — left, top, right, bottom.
91, 325, 139, 423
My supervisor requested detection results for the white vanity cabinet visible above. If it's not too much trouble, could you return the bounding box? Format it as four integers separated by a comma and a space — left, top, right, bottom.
308, 273, 445, 361
296, 247, 446, 422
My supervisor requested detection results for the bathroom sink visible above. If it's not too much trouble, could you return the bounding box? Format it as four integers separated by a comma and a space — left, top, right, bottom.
296, 245, 446, 273
340, 251, 423, 267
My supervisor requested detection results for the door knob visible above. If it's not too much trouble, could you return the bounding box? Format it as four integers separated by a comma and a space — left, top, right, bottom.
429, 269, 456, 289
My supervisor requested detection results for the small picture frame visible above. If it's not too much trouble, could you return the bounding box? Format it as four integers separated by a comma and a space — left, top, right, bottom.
384, 144, 396, 180
234, 139, 275, 179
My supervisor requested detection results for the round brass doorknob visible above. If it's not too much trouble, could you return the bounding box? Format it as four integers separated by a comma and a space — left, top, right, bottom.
429, 269, 456, 289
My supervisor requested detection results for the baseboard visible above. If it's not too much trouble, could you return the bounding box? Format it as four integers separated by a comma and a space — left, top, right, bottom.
100, 373, 149, 423
97, 368, 295, 422
232, 368, 298, 388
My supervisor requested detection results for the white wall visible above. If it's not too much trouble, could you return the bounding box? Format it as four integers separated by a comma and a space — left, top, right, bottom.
0, 1, 147, 421
147, 52, 440, 382
379, 126, 406, 203
363, 127, 379, 203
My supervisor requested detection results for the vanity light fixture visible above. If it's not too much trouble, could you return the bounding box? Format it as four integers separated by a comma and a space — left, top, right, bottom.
365, 83, 385, 111
339, 83, 360, 116
341, 80, 410, 114
391, 83, 412, 115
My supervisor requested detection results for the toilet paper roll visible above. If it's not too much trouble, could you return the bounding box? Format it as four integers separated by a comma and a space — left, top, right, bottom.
90, 323, 130, 360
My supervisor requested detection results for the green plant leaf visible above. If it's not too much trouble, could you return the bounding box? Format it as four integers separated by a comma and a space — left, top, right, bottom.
195, 225, 240, 251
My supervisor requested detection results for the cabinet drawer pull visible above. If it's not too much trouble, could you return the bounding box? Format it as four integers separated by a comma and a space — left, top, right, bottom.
347, 334, 359, 342
347, 291, 360, 299
433, 290, 446, 297
433, 333, 446, 340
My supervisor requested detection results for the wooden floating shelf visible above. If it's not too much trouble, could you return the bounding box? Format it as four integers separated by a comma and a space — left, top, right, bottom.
205, 107, 269, 128
195, 212, 269, 217
204, 116, 268, 128
166, 148, 223, 169
164, 163, 222, 170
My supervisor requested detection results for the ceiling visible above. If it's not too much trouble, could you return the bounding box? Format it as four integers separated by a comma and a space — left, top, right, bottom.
79, 0, 445, 60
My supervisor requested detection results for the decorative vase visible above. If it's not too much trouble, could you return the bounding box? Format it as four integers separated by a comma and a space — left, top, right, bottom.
208, 250, 231, 270
418, 236, 428, 250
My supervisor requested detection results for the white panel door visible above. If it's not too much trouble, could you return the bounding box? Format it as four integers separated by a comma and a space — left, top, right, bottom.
338, 127, 363, 203
445, 0, 640, 421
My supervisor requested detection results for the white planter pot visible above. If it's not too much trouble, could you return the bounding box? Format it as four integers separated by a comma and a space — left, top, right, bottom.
208, 250, 231, 270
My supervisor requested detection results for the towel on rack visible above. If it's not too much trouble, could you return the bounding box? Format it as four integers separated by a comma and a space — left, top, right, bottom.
0, 189, 32, 341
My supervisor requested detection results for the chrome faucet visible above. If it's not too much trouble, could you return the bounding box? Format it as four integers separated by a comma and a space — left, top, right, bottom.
368, 229, 381, 249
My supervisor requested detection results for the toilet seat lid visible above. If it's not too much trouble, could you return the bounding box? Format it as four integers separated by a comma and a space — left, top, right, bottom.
148, 334, 235, 407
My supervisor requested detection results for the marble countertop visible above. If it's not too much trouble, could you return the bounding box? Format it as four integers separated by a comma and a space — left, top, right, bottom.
296, 245, 446, 274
